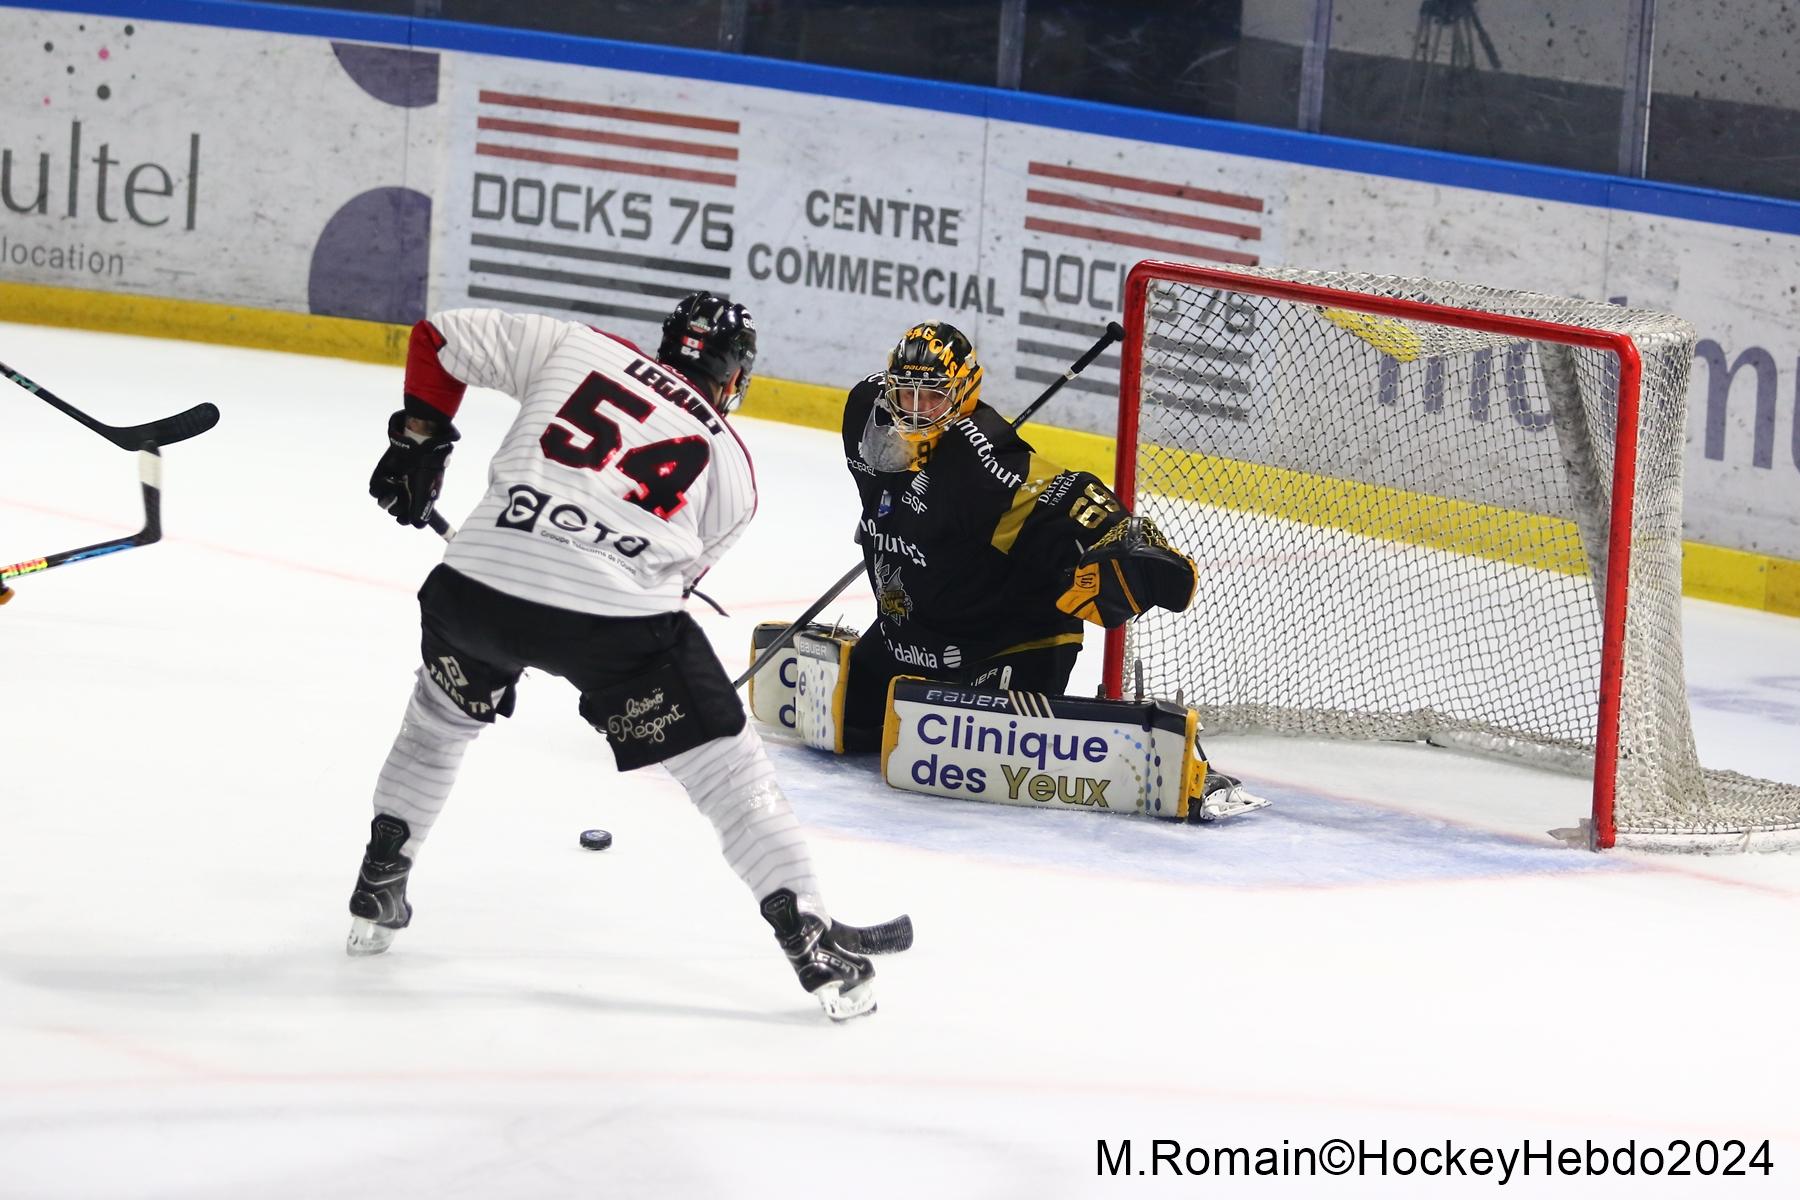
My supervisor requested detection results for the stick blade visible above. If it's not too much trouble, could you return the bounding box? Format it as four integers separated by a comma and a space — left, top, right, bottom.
837, 913, 913, 955
144, 402, 220, 447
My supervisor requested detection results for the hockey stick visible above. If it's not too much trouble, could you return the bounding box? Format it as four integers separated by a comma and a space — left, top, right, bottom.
2, 360, 219, 449
1, 447, 163, 604
835, 912, 913, 955
729, 319, 1125, 688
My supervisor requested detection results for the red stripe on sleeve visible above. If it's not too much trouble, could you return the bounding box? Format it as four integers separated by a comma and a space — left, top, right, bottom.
403, 320, 468, 418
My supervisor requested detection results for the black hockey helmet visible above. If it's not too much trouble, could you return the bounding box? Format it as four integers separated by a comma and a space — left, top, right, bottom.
658, 292, 757, 413
881, 321, 982, 438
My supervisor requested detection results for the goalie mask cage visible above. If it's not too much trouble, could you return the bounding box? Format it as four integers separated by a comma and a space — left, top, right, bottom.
1103, 260, 1800, 851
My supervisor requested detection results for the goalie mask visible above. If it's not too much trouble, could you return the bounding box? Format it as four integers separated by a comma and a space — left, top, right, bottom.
658, 292, 757, 414
861, 322, 982, 473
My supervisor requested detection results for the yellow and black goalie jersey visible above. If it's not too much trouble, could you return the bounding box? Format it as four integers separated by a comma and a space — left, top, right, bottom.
840, 376, 1128, 657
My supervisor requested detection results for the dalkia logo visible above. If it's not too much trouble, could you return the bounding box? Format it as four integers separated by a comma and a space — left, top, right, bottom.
1, 122, 202, 230
885, 638, 937, 669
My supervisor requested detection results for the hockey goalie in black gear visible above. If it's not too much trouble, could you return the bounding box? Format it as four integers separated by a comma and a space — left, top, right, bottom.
837, 320, 1198, 752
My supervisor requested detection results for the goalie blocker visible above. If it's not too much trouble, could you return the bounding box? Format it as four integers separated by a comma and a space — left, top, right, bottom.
747, 623, 1264, 822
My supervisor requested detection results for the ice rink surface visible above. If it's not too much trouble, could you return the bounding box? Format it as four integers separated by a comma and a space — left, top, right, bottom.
3, 323, 1797, 1198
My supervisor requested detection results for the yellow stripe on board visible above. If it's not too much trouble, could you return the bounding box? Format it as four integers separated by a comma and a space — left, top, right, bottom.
1137, 444, 1592, 576
3, 280, 1796, 617
0, 281, 410, 364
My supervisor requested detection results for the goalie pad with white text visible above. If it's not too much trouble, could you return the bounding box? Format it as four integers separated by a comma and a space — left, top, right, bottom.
881, 678, 1247, 821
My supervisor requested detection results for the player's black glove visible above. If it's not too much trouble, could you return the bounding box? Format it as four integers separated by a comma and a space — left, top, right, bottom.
369, 403, 459, 528
1056, 516, 1197, 628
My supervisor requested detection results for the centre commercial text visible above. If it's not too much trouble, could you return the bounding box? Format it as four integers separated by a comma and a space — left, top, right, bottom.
746, 189, 1003, 314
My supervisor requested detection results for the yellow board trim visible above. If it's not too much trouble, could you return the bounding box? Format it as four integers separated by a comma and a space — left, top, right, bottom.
4, 281, 1796, 618
0, 281, 410, 364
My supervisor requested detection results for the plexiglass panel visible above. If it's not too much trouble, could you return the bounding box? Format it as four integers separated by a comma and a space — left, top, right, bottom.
1649, 1, 1800, 201
1320, 0, 1632, 175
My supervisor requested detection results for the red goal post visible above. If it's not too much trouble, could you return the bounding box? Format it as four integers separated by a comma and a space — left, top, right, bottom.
1102, 259, 1800, 851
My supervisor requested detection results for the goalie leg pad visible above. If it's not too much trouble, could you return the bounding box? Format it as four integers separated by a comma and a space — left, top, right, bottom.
883, 680, 1217, 820
746, 620, 849, 735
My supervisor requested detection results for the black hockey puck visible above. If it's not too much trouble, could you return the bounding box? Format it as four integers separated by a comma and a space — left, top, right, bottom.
579, 828, 613, 851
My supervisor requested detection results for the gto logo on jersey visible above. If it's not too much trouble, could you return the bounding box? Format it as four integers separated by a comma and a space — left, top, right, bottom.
497, 485, 651, 557
607, 688, 687, 744
860, 520, 927, 567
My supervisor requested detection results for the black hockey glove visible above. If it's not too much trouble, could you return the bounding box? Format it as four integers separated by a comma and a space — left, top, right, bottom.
369, 404, 459, 528
1056, 516, 1197, 628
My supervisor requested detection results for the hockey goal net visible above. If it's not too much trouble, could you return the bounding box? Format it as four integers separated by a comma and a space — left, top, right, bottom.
1103, 260, 1800, 851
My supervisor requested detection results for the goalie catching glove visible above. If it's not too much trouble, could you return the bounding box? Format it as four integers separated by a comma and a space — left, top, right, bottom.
1056, 515, 1196, 628
369, 399, 459, 528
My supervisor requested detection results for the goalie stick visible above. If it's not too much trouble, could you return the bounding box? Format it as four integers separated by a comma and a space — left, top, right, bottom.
2, 359, 220, 450
730, 320, 1126, 688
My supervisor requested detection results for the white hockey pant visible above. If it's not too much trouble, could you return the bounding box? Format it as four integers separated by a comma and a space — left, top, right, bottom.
663, 725, 824, 919
370, 670, 485, 858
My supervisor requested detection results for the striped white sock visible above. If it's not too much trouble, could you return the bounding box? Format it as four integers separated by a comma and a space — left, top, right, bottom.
663, 725, 824, 918
372, 671, 486, 858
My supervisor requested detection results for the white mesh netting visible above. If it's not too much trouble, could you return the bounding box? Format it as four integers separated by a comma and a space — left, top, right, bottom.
1119, 264, 1800, 850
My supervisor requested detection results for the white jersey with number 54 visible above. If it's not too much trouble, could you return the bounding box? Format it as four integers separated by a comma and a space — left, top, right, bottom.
417, 307, 757, 617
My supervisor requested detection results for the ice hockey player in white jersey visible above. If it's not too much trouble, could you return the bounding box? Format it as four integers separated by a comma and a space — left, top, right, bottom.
348, 293, 888, 1020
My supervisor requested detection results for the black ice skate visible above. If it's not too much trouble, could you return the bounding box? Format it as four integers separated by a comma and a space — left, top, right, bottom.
346, 814, 415, 957
760, 888, 876, 1021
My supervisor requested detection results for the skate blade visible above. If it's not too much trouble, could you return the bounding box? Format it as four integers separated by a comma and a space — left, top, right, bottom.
1197, 790, 1272, 822
815, 979, 877, 1022
346, 917, 398, 957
